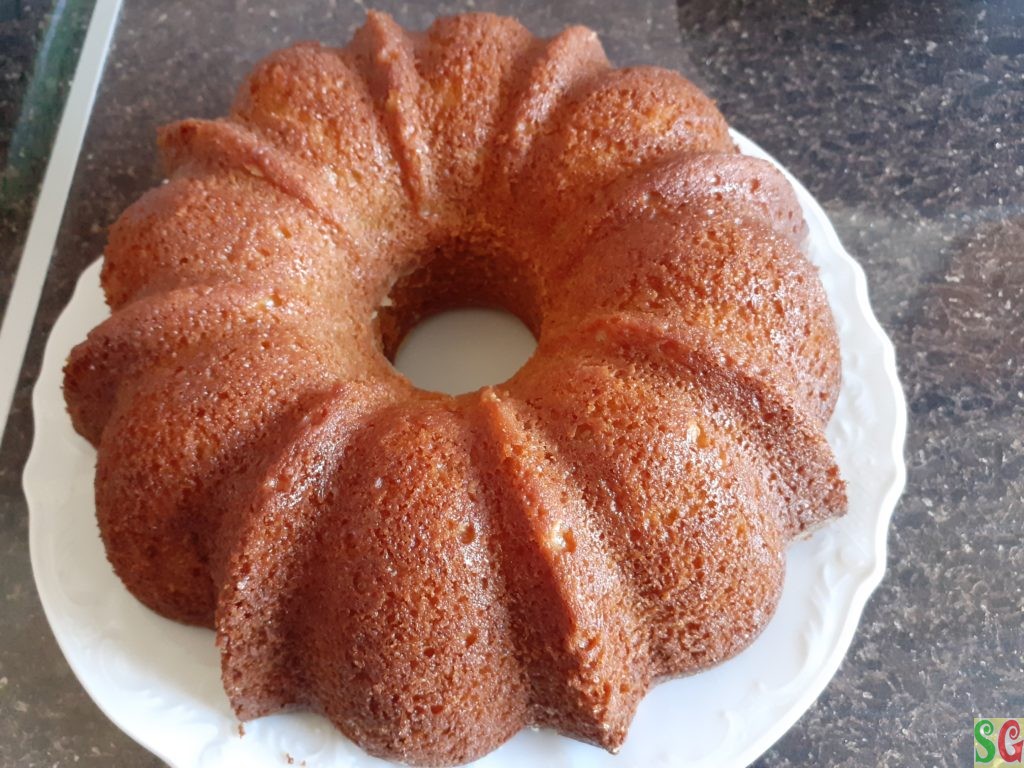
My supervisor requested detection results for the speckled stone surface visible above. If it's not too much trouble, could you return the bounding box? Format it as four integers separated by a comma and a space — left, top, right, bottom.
0, 0, 94, 321
1, 1, 1022, 766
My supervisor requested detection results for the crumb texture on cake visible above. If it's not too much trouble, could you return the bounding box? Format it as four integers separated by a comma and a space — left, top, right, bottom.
63, 11, 846, 767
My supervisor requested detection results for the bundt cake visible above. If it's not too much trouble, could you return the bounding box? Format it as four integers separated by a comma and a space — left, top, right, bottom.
63, 10, 846, 766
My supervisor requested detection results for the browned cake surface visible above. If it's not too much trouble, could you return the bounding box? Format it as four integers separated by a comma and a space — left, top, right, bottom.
62, 11, 847, 766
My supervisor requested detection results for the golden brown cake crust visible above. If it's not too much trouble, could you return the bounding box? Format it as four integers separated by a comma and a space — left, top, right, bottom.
63, 11, 846, 766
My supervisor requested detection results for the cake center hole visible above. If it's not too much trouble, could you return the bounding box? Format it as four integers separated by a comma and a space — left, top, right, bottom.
393, 309, 537, 395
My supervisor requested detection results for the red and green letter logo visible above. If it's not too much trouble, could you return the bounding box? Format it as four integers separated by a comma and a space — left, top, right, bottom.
976, 718, 1024, 765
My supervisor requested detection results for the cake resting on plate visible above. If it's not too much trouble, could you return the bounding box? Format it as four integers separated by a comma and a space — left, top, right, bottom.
63, 11, 846, 766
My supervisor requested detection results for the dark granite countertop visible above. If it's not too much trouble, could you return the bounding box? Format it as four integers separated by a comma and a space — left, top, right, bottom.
1, 1, 1022, 766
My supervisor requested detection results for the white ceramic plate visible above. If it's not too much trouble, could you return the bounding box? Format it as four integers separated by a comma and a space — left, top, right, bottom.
26, 131, 906, 768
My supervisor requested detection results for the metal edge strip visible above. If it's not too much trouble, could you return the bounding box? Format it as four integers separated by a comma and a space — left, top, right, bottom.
0, 0, 122, 438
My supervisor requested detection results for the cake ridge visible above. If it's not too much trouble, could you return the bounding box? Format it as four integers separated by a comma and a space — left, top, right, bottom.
98, 164, 344, 310
348, 11, 435, 217
158, 118, 359, 247
470, 388, 648, 751
227, 37, 417, 258
411, 13, 537, 224
543, 201, 841, 426
540, 150, 809, 274
552, 310, 846, 535
293, 396, 530, 765
216, 380, 408, 721
494, 372, 766, 677
508, 63, 735, 245
64, 282, 326, 445
484, 24, 608, 204
93, 325, 342, 625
